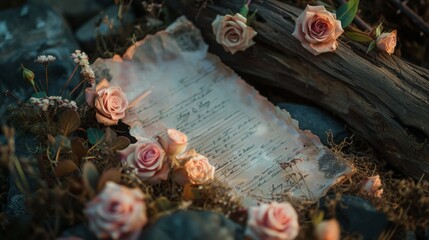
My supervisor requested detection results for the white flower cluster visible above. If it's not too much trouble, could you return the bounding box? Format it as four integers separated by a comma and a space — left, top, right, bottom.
71, 50, 95, 84
30, 96, 77, 111
34, 55, 56, 64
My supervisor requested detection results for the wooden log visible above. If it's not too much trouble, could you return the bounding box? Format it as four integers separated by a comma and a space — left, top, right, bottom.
165, 0, 429, 180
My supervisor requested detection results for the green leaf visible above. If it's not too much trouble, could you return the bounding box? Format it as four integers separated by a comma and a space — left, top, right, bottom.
345, 31, 373, 43
336, 0, 360, 29
246, 9, 259, 26
375, 22, 383, 37
239, 5, 249, 18
366, 40, 376, 54
87, 128, 104, 145
31, 91, 47, 98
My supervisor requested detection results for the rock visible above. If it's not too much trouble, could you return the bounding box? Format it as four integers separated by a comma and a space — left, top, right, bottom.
75, 4, 135, 50
319, 195, 389, 239
60, 224, 98, 240
139, 210, 244, 240
0, 4, 81, 124
29, 0, 112, 28
277, 103, 349, 145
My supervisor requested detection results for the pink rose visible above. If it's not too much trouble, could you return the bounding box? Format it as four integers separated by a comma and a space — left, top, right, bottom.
376, 30, 397, 54
314, 219, 340, 240
361, 175, 383, 198
212, 13, 257, 54
166, 129, 188, 156
245, 202, 299, 240
84, 182, 147, 240
173, 150, 215, 185
86, 79, 129, 126
292, 5, 344, 55
119, 138, 169, 184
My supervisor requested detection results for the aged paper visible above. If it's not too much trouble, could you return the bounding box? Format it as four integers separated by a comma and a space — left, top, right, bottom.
93, 17, 354, 204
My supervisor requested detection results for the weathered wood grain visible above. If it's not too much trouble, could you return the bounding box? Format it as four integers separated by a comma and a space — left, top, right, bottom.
165, 0, 429, 180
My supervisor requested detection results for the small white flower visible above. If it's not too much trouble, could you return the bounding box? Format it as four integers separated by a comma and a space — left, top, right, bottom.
71, 50, 89, 66
34, 55, 56, 64
71, 50, 95, 84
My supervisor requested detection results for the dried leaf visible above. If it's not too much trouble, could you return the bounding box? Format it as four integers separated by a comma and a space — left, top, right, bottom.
97, 168, 121, 192
47, 134, 56, 145
155, 197, 175, 211
110, 136, 130, 151
55, 160, 78, 177
82, 162, 100, 195
71, 138, 87, 164
103, 127, 115, 144
59, 110, 81, 136
182, 184, 195, 201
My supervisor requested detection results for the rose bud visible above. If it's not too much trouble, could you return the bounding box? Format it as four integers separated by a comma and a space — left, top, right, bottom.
166, 129, 188, 157
292, 5, 344, 55
245, 201, 299, 240
212, 13, 257, 54
21, 64, 35, 86
361, 175, 383, 198
376, 30, 397, 55
314, 219, 340, 240
84, 182, 147, 240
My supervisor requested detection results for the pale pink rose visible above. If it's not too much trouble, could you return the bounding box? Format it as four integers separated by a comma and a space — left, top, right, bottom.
84, 182, 147, 240
361, 175, 383, 198
376, 30, 397, 54
292, 5, 344, 55
315, 219, 340, 240
212, 13, 257, 54
166, 129, 188, 156
173, 150, 215, 185
245, 202, 299, 240
118, 138, 169, 184
92, 79, 129, 126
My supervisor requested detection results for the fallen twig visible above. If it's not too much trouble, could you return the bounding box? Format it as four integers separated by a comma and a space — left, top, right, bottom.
388, 0, 429, 35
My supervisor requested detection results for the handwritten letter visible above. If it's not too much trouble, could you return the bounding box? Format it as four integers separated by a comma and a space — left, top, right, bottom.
93, 17, 354, 204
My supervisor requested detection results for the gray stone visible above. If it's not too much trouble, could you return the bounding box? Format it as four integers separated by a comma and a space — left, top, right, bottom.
29, 0, 112, 28
60, 224, 98, 240
320, 195, 389, 239
75, 4, 135, 49
277, 103, 349, 145
139, 210, 244, 240
0, 4, 81, 124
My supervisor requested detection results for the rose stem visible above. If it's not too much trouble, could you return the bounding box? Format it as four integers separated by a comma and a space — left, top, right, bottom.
246, 0, 252, 6
60, 64, 79, 97
69, 78, 86, 96
37, 77, 46, 93
45, 64, 49, 96
4, 90, 22, 103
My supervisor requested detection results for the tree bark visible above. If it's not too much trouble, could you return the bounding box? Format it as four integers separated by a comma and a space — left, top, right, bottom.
165, 0, 429, 180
